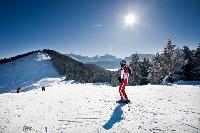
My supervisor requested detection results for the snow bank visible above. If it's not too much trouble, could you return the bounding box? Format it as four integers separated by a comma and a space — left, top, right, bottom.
0, 78, 199, 133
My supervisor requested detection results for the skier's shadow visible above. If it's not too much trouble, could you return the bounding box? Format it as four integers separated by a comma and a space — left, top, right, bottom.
103, 103, 126, 130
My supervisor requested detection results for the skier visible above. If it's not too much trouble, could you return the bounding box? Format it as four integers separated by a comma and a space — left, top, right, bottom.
16, 87, 21, 93
117, 60, 131, 103
42, 86, 45, 91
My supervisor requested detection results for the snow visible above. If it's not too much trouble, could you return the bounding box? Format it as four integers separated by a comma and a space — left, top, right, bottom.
34, 53, 51, 61
0, 78, 199, 133
106, 68, 119, 72
0, 52, 61, 93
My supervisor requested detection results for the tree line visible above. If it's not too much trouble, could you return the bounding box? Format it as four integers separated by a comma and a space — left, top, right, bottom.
127, 40, 200, 85
0, 50, 41, 64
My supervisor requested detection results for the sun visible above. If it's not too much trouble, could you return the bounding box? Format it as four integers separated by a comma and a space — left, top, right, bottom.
124, 13, 137, 26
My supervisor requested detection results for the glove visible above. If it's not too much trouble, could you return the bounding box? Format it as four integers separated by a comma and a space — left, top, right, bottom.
117, 77, 124, 83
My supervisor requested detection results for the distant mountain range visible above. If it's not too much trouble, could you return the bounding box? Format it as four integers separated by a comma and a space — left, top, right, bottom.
66, 53, 154, 69
66, 54, 120, 63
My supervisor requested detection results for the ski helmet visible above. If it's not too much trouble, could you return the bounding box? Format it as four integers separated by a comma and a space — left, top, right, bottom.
120, 60, 126, 67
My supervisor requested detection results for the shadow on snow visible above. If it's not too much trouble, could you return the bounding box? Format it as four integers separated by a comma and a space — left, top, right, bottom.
103, 103, 126, 130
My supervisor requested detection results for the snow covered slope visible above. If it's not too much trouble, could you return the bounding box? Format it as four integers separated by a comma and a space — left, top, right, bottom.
0, 78, 199, 133
0, 52, 60, 93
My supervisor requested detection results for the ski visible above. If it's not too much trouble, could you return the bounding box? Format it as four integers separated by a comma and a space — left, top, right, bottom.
116, 100, 131, 104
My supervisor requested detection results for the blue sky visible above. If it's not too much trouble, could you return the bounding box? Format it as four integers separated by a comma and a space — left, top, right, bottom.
0, 0, 200, 58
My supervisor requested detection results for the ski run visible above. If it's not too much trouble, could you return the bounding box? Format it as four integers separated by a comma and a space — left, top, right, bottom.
0, 78, 199, 133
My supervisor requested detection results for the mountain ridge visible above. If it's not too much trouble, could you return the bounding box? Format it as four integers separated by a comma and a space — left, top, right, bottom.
0, 51, 60, 93
0, 50, 113, 93
67, 53, 154, 69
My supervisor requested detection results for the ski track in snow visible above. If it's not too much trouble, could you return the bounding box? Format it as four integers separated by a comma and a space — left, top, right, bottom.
0, 78, 200, 133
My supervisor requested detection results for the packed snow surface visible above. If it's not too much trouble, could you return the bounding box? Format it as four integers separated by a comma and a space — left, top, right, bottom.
0, 52, 60, 93
0, 78, 199, 133
106, 68, 119, 72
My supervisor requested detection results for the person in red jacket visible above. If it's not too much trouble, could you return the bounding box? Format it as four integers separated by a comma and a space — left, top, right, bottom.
117, 60, 131, 103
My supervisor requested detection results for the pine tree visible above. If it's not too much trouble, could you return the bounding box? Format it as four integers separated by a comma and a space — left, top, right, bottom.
171, 47, 185, 81
129, 54, 141, 85
159, 39, 186, 82
148, 53, 163, 84
148, 39, 186, 84
139, 58, 151, 85
191, 44, 200, 80
161, 39, 176, 75
180, 46, 194, 80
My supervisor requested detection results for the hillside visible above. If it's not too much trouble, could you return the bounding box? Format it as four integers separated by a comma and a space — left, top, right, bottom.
0, 78, 199, 132
0, 52, 60, 93
44, 49, 113, 83
0, 50, 114, 93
